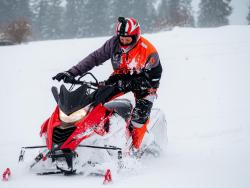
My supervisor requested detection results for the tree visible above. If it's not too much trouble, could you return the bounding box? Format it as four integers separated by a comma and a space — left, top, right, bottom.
35, 0, 51, 40
0, 0, 32, 42
84, 0, 110, 37
64, 0, 88, 38
157, 0, 194, 29
198, 0, 232, 27
167, 0, 181, 26
247, 3, 250, 24
130, 0, 158, 32
47, 0, 64, 39
111, 0, 158, 33
5, 20, 31, 43
179, 0, 195, 27
0, 0, 31, 25
0, 0, 11, 25
110, 0, 134, 34
157, 0, 169, 29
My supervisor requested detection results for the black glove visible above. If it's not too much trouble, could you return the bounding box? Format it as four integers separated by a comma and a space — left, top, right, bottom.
52, 71, 75, 83
130, 72, 152, 90
105, 74, 127, 91
90, 81, 106, 88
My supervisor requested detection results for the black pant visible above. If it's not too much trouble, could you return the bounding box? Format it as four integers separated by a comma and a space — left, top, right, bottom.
104, 86, 153, 125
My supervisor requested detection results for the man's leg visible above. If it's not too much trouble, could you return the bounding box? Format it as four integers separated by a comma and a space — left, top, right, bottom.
130, 93, 155, 149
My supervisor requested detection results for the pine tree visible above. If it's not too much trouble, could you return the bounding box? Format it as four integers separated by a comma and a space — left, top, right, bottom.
247, 3, 250, 24
167, 0, 181, 26
130, 0, 157, 33
157, 0, 169, 29
64, 0, 90, 38
111, 0, 157, 33
63, 0, 112, 38
111, 0, 134, 19
84, 0, 110, 37
179, 0, 195, 27
0, 0, 12, 26
157, 0, 194, 29
12, 0, 32, 21
110, 0, 134, 33
47, 0, 64, 39
36, 0, 51, 40
198, 0, 232, 27
0, 0, 31, 25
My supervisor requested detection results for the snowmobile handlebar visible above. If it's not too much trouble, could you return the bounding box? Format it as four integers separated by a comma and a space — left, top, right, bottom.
68, 72, 101, 90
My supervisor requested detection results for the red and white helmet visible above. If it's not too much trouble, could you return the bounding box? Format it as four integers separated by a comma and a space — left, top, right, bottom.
116, 17, 141, 45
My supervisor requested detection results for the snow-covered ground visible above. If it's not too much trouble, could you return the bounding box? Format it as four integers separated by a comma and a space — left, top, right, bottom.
1, 25, 250, 188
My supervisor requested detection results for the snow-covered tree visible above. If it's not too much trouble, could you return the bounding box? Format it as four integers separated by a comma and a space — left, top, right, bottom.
198, 0, 232, 27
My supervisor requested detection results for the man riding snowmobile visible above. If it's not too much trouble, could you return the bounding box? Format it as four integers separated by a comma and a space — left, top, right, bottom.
53, 17, 162, 153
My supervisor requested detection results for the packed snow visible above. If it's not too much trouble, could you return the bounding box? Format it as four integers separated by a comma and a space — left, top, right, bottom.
1, 25, 250, 188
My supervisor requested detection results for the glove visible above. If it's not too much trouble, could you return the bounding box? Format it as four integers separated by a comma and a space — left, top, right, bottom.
105, 74, 128, 91
130, 73, 152, 90
90, 81, 106, 88
52, 71, 75, 83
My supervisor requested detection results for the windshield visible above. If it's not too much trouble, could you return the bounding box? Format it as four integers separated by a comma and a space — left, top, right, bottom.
52, 84, 115, 116
53, 84, 94, 115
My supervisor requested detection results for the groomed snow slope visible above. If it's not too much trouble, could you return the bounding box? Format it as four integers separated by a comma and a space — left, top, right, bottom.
1, 25, 250, 188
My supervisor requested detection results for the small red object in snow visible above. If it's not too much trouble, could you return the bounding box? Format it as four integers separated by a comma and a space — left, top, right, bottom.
42, 156, 47, 161
103, 169, 112, 184
2, 168, 11, 181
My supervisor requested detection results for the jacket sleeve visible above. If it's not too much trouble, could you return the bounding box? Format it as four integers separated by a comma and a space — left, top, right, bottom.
68, 36, 115, 76
144, 52, 162, 88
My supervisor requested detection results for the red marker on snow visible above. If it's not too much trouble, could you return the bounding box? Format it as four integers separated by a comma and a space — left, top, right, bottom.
2, 168, 11, 181
42, 156, 47, 161
103, 169, 112, 184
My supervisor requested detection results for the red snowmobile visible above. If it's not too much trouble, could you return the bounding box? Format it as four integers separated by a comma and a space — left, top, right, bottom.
19, 73, 167, 175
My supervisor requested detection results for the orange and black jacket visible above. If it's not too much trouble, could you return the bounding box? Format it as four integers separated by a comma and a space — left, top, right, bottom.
69, 36, 162, 89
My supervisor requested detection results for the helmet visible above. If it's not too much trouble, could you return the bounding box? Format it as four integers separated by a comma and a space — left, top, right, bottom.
116, 17, 141, 50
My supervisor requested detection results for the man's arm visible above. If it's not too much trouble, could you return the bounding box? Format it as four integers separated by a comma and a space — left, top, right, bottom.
143, 52, 162, 88
68, 36, 117, 76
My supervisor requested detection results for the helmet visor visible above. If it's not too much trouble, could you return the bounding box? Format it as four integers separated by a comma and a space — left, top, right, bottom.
119, 35, 137, 46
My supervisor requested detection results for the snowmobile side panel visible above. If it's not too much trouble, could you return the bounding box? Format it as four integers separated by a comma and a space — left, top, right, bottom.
104, 99, 132, 121
59, 104, 110, 151
40, 118, 49, 137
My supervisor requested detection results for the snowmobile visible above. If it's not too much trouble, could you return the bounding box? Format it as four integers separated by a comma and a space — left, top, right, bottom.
18, 72, 167, 176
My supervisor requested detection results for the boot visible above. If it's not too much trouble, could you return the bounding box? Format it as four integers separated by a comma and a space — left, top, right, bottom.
130, 119, 150, 150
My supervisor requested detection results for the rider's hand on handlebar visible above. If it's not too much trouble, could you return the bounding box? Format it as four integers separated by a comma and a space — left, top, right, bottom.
98, 81, 106, 87
52, 71, 76, 83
